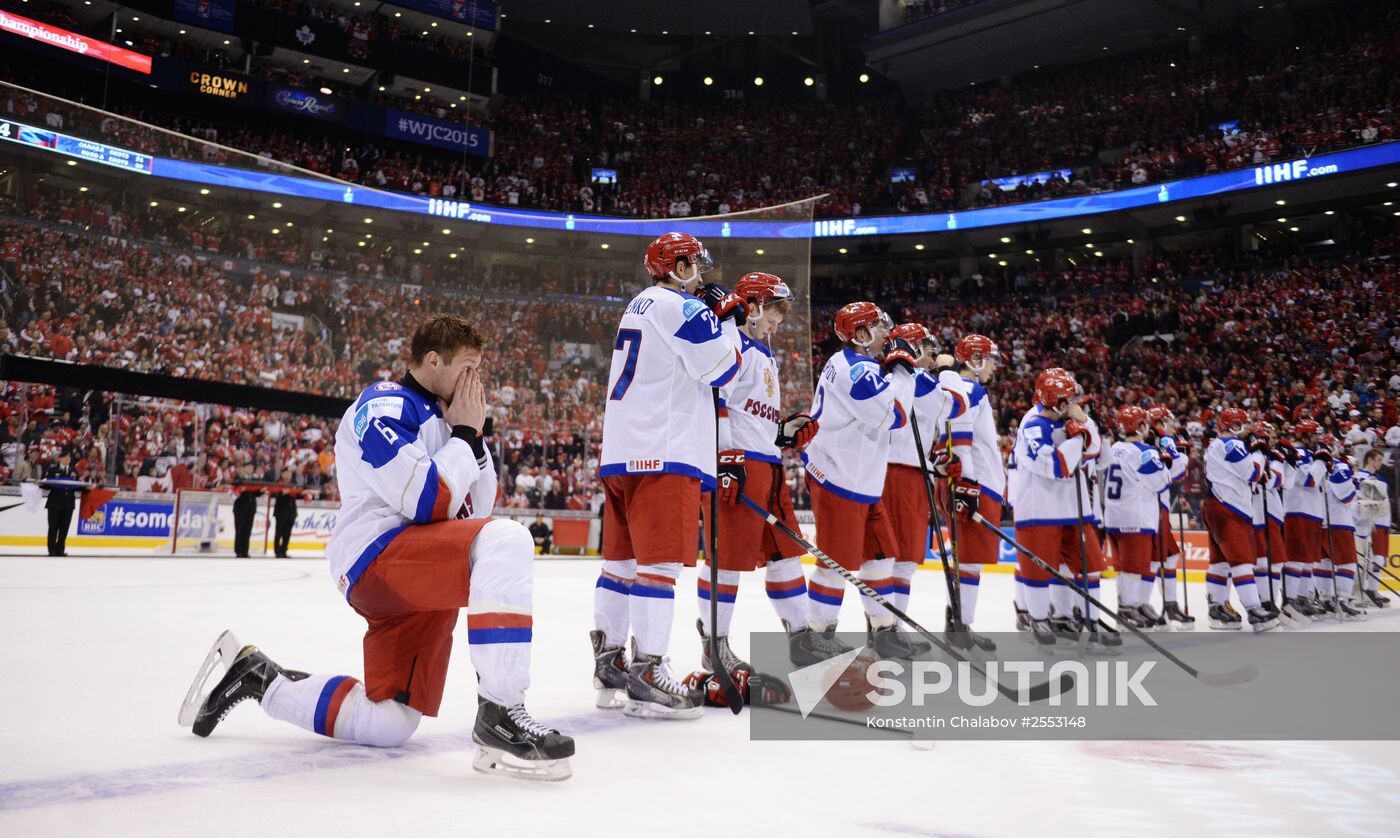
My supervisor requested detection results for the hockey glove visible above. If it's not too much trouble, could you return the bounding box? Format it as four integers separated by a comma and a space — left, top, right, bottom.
1064, 419, 1092, 444
718, 450, 746, 504
776, 413, 819, 450
1272, 442, 1298, 466
930, 448, 962, 482
698, 282, 748, 326
1313, 448, 1334, 466
952, 478, 981, 517
882, 337, 918, 374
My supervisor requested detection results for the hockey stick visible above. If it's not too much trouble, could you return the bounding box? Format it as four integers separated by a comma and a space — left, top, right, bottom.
941, 421, 966, 621
738, 494, 1071, 704
1322, 470, 1341, 605
1072, 466, 1093, 628
909, 409, 961, 623
1357, 561, 1400, 596
1176, 489, 1191, 616
708, 389, 744, 714
969, 513, 1258, 687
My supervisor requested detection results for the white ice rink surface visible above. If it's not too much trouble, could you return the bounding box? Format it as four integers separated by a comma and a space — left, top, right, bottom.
3, 555, 1400, 838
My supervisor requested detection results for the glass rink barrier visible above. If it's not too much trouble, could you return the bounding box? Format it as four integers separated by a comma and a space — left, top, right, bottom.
0, 82, 819, 557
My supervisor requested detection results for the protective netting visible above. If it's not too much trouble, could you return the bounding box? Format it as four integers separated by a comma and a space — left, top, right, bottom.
0, 82, 816, 510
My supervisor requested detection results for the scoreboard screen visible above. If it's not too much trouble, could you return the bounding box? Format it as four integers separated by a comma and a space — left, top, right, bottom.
0, 119, 154, 175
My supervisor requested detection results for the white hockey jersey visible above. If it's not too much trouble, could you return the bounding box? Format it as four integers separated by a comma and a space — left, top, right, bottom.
1283, 448, 1326, 522
328, 378, 498, 599
888, 369, 965, 471
802, 348, 908, 503
1250, 459, 1290, 526
1006, 405, 1093, 527
1156, 434, 1188, 511
600, 285, 743, 490
718, 331, 783, 464
1103, 440, 1171, 534
1323, 460, 1357, 531
937, 374, 1006, 505
1356, 468, 1392, 539
1204, 435, 1264, 524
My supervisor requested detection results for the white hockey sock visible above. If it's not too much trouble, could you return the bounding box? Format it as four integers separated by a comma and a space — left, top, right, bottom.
1335, 564, 1356, 598
1254, 557, 1274, 605
466, 519, 535, 707
262, 673, 422, 748
890, 561, 918, 616
1163, 553, 1181, 603
1014, 574, 1026, 610
1296, 563, 1315, 599
1085, 573, 1102, 621
1370, 555, 1385, 594
1206, 562, 1230, 605
1117, 572, 1140, 608
1049, 568, 1074, 617
1314, 560, 1334, 598
764, 557, 809, 631
1138, 571, 1156, 608
1282, 561, 1303, 600
958, 566, 981, 624
859, 557, 896, 628
697, 564, 740, 637
594, 558, 635, 647
1232, 564, 1261, 610
1021, 576, 1050, 620
630, 563, 681, 658
807, 566, 846, 629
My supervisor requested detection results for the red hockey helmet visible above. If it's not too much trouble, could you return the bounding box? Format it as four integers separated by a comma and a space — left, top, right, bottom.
1248, 420, 1276, 439
890, 322, 934, 347
734, 272, 793, 308
834, 301, 890, 344
955, 334, 1000, 365
1217, 407, 1249, 434
1115, 405, 1150, 436
1319, 433, 1339, 452
644, 232, 713, 281
1294, 418, 1321, 437
1146, 405, 1174, 433
1034, 372, 1080, 409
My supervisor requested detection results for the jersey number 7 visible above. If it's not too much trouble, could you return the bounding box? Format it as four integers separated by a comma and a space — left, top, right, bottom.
609, 329, 643, 400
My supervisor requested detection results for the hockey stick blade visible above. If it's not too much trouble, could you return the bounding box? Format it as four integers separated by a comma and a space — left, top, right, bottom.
738, 495, 1072, 705
971, 513, 1259, 688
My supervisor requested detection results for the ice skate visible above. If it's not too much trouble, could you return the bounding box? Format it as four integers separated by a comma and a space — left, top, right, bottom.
1014, 604, 1031, 632
1207, 603, 1242, 631
181, 632, 307, 737
867, 617, 930, 659
784, 620, 854, 667
590, 629, 628, 710
1365, 589, 1391, 609
623, 640, 704, 720
1137, 602, 1168, 631
472, 697, 574, 782
1162, 601, 1195, 627
945, 606, 997, 653
697, 618, 751, 674
1117, 605, 1152, 632
1246, 605, 1280, 633
1336, 597, 1368, 622
1029, 618, 1057, 648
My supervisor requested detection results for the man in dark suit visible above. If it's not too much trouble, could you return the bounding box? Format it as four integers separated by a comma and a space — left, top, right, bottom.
44, 451, 79, 556
272, 473, 298, 558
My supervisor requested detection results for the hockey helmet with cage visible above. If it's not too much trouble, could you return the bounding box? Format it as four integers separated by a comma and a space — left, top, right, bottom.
644, 232, 714, 284
1216, 407, 1250, 435
1115, 405, 1150, 436
834, 301, 891, 345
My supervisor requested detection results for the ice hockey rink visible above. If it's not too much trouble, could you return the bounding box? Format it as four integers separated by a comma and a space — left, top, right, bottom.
4, 555, 1399, 838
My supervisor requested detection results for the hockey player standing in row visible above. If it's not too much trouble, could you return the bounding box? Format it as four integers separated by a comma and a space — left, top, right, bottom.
1008, 368, 1116, 649
940, 335, 1005, 650
1282, 419, 1327, 621
1201, 407, 1279, 631
591, 232, 746, 719
1103, 405, 1172, 630
800, 302, 924, 659
1355, 448, 1392, 609
1145, 405, 1193, 626
696, 272, 823, 671
881, 323, 963, 642
1320, 434, 1365, 620
1246, 421, 1291, 622
182, 315, 574, 781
